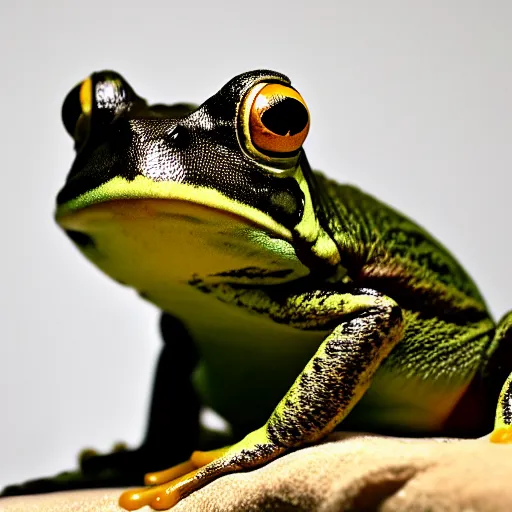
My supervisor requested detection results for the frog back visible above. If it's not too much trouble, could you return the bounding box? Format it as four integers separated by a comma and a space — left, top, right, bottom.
312, 170, 487, 317
309, 171, 496, 434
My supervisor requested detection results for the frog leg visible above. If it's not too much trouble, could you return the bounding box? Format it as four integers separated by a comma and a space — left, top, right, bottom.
485, 312, 512, 444
80, 314, 201, 477
119, 288, 404, 511
1, 313, 201, 497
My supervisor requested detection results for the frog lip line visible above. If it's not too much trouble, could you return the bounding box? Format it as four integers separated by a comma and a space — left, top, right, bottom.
54, 197, 293, 241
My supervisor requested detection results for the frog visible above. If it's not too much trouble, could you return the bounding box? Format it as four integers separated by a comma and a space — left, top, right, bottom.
2, 69, 512, 511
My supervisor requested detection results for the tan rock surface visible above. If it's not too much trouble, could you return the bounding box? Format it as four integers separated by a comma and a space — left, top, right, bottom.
1, 432, 511, 512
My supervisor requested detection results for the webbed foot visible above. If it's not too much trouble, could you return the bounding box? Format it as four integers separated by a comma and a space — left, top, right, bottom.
1, 442, 183, 497
1, 469, 110, 497
119, 427, 284, 511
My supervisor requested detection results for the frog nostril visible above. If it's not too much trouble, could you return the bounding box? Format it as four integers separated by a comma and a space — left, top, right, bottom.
164, 124, 190, 149
65, 230, 95, 249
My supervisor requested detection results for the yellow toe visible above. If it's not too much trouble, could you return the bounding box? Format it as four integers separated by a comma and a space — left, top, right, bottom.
145, 460, 197, 485
190, 447, 229, 466
490, 427, 512, 444
119, 486, 162, 511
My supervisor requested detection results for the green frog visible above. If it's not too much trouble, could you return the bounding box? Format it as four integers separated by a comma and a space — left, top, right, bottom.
3, 70, 512, 510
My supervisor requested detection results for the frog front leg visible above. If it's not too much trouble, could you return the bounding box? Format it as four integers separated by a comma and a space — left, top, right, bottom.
1, 313, 201, 497
120, 288, 404, 511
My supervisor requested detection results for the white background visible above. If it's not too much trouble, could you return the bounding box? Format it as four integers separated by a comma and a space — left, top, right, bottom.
1, 0, 511, 490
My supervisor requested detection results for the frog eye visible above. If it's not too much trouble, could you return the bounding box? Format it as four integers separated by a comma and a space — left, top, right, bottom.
62, 71, 141, 150
247, 83, 310, 155
62, 77, 93, 141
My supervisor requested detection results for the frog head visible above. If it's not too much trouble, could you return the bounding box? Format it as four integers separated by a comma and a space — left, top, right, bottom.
55, 70, 340, 297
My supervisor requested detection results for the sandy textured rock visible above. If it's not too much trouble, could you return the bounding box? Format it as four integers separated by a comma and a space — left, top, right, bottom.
1, 432, 511, 512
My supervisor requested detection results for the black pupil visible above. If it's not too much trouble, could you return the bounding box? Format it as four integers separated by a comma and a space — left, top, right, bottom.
260, 97, 308, 136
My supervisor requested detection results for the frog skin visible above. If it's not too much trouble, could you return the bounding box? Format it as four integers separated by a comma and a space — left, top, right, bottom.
2, 70, 512, 510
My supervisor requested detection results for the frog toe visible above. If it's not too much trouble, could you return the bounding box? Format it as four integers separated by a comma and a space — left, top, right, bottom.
78, 442, 127, 466
120, 466, 208, 511
119, 427, 285, 510
189, 446, 232, 467
144, 459, 200, 485
119, 446, 232, 510
490, 426, 512, 443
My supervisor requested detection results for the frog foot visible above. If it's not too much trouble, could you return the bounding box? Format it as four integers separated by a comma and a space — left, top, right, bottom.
119, 427, 284, 511
490, 426, 512, 443
1, 442, 167, 498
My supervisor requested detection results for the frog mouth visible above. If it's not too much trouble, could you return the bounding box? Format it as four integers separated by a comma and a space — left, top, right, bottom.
56, 197, 292, 244
55, 175, 293, 243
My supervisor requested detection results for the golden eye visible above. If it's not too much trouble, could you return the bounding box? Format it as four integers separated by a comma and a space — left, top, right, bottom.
248, 83, 310, 154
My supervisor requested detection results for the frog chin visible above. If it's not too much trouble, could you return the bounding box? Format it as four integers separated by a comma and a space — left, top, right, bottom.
56, 198, 310, 293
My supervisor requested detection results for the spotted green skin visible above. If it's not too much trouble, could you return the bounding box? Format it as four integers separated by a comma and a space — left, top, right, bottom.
189, 174, 505, 438
2, 70, 512, 506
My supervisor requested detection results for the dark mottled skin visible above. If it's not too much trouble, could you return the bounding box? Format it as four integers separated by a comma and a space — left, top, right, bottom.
502, 386, 512, 425
265, 291, 403, 447
311, 170, 486, 310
